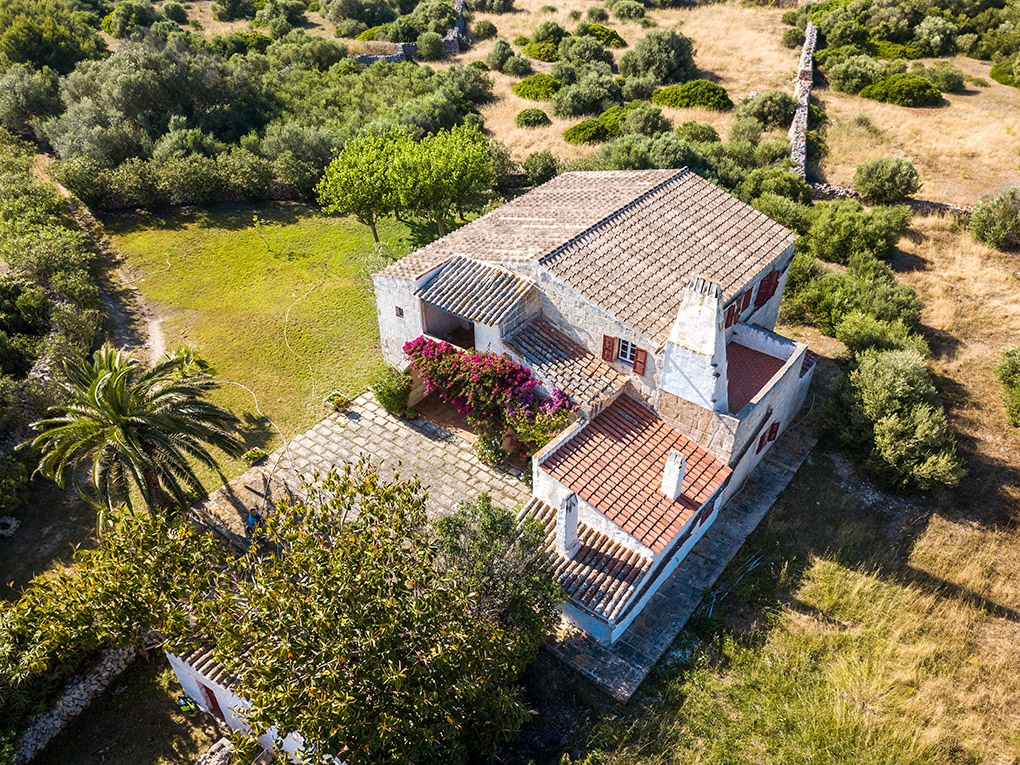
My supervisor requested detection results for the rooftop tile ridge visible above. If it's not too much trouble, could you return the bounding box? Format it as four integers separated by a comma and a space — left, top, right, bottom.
538, 168, 690, 267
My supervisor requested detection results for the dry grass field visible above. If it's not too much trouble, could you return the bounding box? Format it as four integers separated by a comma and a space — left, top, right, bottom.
817, 57, 1020, 206
465, 1, 797, 160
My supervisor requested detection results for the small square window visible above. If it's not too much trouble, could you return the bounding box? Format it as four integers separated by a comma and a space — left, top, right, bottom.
618, 339, 636, 365
395, 306, 404, 318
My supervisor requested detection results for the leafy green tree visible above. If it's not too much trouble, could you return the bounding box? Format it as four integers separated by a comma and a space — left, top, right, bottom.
995, 346, 1020, 427
970, 186, 1020, 251
0, 0, 107, 74
853, 157, 921, 204
392, 124, 494, 236
316, 130, 407, 242
197, 464, 555, 764
30, 344, 244, 523
618, 29, 696, 85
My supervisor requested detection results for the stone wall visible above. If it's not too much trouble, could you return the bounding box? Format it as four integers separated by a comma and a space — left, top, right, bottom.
353, 0, 465, 64
788, 22, 817, 178
811, 182, 973, 217
14, 647, 136, 764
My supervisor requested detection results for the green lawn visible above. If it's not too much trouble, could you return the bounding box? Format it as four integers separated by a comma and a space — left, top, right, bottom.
105, 202, 415, 480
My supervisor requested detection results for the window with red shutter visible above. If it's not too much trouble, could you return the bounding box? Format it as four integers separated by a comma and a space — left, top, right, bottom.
601, 335, 616, 362
724, 303, 737, 328
633, 347, 647, 375
768, 421, 780, 442
754, 280, 768, 308
741, 290, 752, 311
757, 431, 768, 453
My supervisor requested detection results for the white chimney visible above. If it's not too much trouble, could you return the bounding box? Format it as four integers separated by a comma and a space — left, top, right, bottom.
556, 493, 580, 558
661, 449, 686, 500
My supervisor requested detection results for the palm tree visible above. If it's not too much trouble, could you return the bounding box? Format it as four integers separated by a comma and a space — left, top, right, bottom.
31, 344, 245, 523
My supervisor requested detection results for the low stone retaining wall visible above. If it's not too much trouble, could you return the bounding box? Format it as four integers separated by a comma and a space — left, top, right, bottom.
811, 183, 973, 217
196, 738, 233, 765
788, 22, 817, 177
14, 647, 136, 764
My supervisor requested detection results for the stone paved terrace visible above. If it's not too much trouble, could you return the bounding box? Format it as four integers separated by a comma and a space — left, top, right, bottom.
192, 392, 532, 543
546, 400, 819, 702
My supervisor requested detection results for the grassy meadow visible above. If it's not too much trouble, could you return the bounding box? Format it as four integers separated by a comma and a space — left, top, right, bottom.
104, 202, 413, 479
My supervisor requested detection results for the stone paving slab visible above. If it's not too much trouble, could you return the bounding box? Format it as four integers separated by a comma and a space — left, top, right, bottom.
193, 392, 532, 544
545, 405, 819, 703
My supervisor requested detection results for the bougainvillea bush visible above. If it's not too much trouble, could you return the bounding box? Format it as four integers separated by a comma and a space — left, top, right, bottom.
403, 337, 573, 462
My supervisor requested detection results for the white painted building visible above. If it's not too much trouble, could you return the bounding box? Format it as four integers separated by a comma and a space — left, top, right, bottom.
373, 168, 815, 645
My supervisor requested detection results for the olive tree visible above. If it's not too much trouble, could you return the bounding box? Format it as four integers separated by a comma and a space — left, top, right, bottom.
852, 157, 921, 204
618, 29, 696, 85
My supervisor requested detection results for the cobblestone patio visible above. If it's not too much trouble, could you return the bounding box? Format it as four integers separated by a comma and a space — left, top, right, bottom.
193, 392, 532, 543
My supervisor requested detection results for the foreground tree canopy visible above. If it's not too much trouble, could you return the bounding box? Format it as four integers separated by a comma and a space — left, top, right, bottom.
1, 464, 560, 764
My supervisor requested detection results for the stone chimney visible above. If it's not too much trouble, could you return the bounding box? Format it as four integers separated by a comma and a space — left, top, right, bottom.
661, 449, 686, 500
556, 493, 580, 558
659, 277, 729, 413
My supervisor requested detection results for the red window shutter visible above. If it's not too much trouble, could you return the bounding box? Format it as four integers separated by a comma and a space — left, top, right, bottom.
724, 304, 737, 328
633, 347, 647, 375
754, 280, 768, 308
741, 290, 752, 311
601, 335, 616, 363
768, 422, 780, 442
757, 431, 768, 453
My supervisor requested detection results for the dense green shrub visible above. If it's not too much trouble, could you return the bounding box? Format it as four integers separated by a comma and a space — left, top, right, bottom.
466, 0, 514, 12
52, 155, 108, 207
161, 2, 188, 22
826, 54, 887, 94
486, 39, 513, 70
623, 102, 671, 136
782, 27, 805, 48
827, 348, 962, 491
417, 31, 445, 59
255, 0, 307, 34
212, 0, 255, 20
914, 16, 957, 56
218, 148, 273, 202
859, 73, 942, 107
522, 150, 560, 185
522, 40, 559, 61
675, 120, 719, 143
618, 30, 695, 84
512, 73, 562, 100
914, 61, 965, 93
610, 0, 643, 18
620, 75, 656, 101
102, 0, 159, 37
751, 193, 815, 235
531, 20, 567, 44
853, 157, 921, 204
473, 19, 497, 39
108, 157, 162, 208
733, 89, 796, 130
558, 35, 613, 65
515, 108, 551, 128
586, 6, 609, 22
563, 118, 608, 144
970, 187, 1020, 251
593, 103, 633, 136
806, 200, 911, 264
156, 154, 221, 205
503, 55, 532, 76
580, 22, 625, 47
738, 166, 811, 205
996, 346, 1020, 427
651, 80, 733, 111
834, 311, 928, 357
728, 117, 763, 144
550, 62, 620, 117
0, 65, 61, 138
371, 366, 412, 413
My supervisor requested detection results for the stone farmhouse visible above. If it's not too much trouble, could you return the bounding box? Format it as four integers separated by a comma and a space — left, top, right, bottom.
374, 168, 815, 645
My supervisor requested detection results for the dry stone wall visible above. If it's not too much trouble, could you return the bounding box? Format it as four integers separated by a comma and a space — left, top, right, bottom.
811, 182, 973, 217
14, 647, 136, 764
788, 22, 817, 177
353, 0, 466, 64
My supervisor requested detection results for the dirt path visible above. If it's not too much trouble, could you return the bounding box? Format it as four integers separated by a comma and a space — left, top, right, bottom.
33, 154, 167, 363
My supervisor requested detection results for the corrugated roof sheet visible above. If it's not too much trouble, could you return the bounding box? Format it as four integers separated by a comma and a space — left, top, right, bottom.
416, 256, 533, 325
540, 170, 797, 343
522, 498, 653, 623
542, 394, 731, 555
506, 317, 627, 408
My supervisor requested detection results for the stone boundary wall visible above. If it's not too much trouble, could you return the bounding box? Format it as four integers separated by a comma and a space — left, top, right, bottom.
14, 647, 136, 764
811, 182, 973, 217
353, 0, 466, 65
788, 22, 817, 177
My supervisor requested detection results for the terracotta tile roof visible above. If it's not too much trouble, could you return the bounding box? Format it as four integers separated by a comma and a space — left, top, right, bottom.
540, 170, 797, 343
542, 395, 731, 555
506, 317, 627, 408
416, 256, 533, 325
726, 341, 787, 414
523, 498, 653, 623
375, 170, 682, 280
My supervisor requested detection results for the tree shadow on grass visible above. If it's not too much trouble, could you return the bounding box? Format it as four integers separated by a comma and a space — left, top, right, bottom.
101, 201, 312, 237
